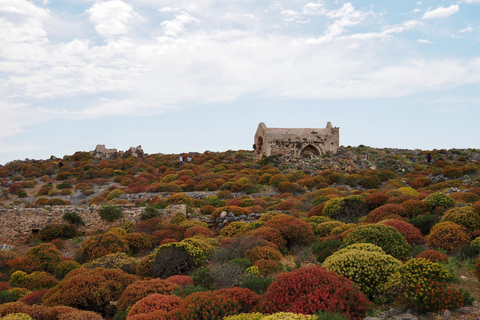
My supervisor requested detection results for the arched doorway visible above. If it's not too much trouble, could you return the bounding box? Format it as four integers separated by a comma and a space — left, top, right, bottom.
300, 145, 320, 157
256, 136, 264, 151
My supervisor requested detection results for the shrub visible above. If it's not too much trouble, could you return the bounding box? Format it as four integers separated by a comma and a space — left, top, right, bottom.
38, 225, 77, 241
249, 227, 286, 251
257, 266, 370, 319
416, 250, 449, 263
88, 196, 107, 206
98, 205, 123, 221
219, 222, 249, 238
127, 293, 182, 317
408, 214, 440, 235
83, 253, 138, 274
2, 314, 34, 320
312, 240, 342, 263
323, 244, 402, 299
58, 310, 104, 320
210, 263, 246, 288
17, 289, 47, 306
167, 291, 240, 320
21, 243, 62, 274
54, 260, 81, 278
253, 259, 282, 275
423, 193, 456, 211
365, 194, 389, 210
9, 271, 28, 287
401, 200, 428, 218
244, 246, 282, 262
263, 216, 315, 247
321, 198, 345, 218
117, 278, 179, 311
440, 206, 480, 231
343, 224, 411, 259
165, 275, 194, 288
75, 232, 129, 263
24, 272, 58, 290
46, 198, 68, 206
379, 219, 425, 245
62, 212, 85, 226
240, 276, 273, 295
216, 287, 259, 313
426, 222, 469, 252
106, 189, 124, 201
385, 258, 467, 313
366, 204, 407, 223
124, 233, 159, 254
313, 221, 344, 237
42, 268, 136, 313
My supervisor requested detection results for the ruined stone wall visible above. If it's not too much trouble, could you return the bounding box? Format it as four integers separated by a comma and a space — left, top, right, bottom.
0, 204, 186, 245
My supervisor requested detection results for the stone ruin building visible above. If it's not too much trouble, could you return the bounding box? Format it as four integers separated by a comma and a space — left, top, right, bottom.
254, 122, 339, 161
90, 144, 145, 160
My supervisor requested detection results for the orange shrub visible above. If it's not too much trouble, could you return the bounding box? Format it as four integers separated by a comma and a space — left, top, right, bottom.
426, 222, 469, 252
364, 193, 389, 210
401, 199, 428, 218
127, 294, 182, 317
167, 291, 240, 320
416, 249, 449, 263
216, 287, 259, 313
117, 278, 179, 311
43, 268, 135, 314
75, 232, 129, 263
165, 275, 194, 288
244, 246, 282, 262
184, 226, 214, 238
248, 227, 286, 250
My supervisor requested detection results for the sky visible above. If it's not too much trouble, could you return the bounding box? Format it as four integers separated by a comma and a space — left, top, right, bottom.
1, 0, 479, 165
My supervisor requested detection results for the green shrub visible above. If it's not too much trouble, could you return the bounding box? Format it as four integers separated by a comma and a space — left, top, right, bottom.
408, 214, 440, 235
312, 240, 342, 263
423, 193, 456, 211
343, 224, 411, 259
240, 275, 274, 295
106, 189, 124, 201
38, 225, 77, 241
322, 198, 345, 218
98, 205, 123, 222
62, 212, 85, 226
140, 206, 162, 220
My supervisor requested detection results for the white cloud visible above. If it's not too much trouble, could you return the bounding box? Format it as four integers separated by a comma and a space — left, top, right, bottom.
161, 12, 199, 37
459, 26, 474, 32
464, 0, 480, 3
86, 0, 143, 38
417, 39, 433, 43
422, 5, 459, 19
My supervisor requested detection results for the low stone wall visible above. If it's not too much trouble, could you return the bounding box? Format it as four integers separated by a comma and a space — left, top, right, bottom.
0, 204, 186, 245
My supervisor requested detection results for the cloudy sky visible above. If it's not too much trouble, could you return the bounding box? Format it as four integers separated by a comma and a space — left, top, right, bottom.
1, 0, 479, 164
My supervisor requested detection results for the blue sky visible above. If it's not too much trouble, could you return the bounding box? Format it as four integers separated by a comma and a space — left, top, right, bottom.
1, 0, 479, 165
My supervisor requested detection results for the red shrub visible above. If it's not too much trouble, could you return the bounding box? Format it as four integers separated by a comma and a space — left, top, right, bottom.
165, 275, 194, 288
184, 226, 214, 238
451, 192, 480, 204
401, 199, 428, 218
249, 227, 286, 250
380, 219, 425, 245
275, 199, 296, 211
386, 195, 415, 205
128, 294, 182, 317
216, 287, 259, 313
257, 266, 370, 319
416, 250, 449, 263
152, 223, 185, 242
0, 282, 10, 291
410, 177, 431, 189
264, 216, 315, 247
117, 278, 179, 311
58, 310, 104, 320
307, 203, 326, 217
135, 218, 163, 234
364, 193, 389, 210
42, 268, 136, 313
226, 199, 243, 207
18, 289, 48, 305
366, 204, 407, 223
167, 291, 240, 320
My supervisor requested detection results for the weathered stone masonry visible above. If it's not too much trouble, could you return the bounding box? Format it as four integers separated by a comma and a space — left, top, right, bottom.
254, 122, 340, 161
0, 204, 185, 245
